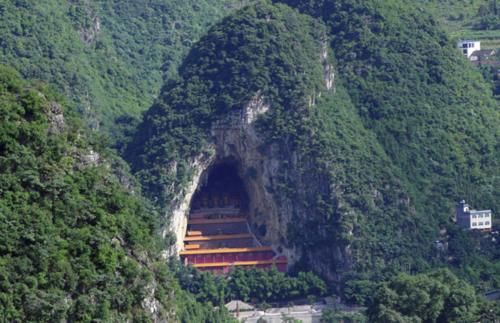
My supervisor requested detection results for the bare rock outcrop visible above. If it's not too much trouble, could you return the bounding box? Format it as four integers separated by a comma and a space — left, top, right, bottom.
166, 93, 311, 265
45, 102, 65, 134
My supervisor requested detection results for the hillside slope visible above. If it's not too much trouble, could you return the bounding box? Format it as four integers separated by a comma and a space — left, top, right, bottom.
418, 0, 500, 44
129, 0, 499, 285
278, 0, 499, 225
0, 66, 233, 322
0, 0, 246, 137
127, 1, 437, 280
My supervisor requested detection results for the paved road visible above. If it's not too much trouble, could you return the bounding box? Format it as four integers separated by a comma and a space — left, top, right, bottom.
232, 303, 365, 322
236, 306, 322, 323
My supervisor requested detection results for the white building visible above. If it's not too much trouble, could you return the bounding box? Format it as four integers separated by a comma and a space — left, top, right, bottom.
457, 40, 481, 59
456, 200, 492, 230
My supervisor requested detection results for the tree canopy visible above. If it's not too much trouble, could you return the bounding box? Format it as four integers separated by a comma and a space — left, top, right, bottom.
367, 269, 479, 322
0, 65, 233, 322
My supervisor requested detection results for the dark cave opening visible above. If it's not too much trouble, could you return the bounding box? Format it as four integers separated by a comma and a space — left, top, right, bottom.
181, 160, 287, 273
190, 161, 249, 213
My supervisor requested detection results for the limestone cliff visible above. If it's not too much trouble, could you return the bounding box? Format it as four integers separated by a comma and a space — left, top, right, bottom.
128, 2, 429, 281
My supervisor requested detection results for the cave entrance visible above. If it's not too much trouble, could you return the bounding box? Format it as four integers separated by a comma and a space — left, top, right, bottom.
189, 162, 248, 214
180, 160, 287, 274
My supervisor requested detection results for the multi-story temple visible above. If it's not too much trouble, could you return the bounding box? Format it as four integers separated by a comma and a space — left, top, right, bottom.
180, 163, 287, 274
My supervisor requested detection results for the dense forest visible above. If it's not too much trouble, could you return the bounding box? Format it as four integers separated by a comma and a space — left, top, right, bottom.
0, 0, 251, 138
0, 65, 240, 321
129, 0, 499, 274
128, 0, 429, 279
0, 0, 499, 322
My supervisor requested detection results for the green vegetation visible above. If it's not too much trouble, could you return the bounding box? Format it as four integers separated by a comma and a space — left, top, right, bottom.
340, 268, 499, 322
126, 1, 329, 207
127, 0, 499, 301
414, 1, 500, 101
171, 261, 327, 305
128, 0, 430, 282
0, 65, 233, 322
417, 0, 500, 41
367, 269, 479, 322
321, 309, 367, 323
0, 0, 499, 320
442, 224, 500, 291
279, 0, 499, 280
0, 0, 247, 139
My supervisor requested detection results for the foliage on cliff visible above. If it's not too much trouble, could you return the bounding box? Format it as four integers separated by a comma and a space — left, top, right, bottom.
0, 0, 247, 137
129, 0, 499, 290
417, 0, 500, 33
278, 0, 499, 222
127, 1, 433, 278
0, 66, 233, 322
277, 0, 499, 278
0, 0, 498, 317
127, 1, 328, 204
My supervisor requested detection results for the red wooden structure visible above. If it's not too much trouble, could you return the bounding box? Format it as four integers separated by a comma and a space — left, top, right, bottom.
181, 206, 287, 274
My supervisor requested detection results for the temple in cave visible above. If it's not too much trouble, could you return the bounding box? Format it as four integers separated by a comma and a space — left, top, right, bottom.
180, 161, 287, 274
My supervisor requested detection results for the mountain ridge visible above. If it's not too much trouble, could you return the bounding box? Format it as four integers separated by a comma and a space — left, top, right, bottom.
0, 0, 498, 321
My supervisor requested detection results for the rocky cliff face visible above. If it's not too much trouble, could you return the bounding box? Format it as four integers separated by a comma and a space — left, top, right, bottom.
166, 155, 213, 255
166, 92, 303, 262
165, 24, 341, 262
129, 2, 428, 282
164, 87, 361, 280
162, 67, 355, 278
164, 35, 344, 267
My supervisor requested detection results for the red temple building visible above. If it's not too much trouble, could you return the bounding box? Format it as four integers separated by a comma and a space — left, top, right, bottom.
180, 163, 287, 274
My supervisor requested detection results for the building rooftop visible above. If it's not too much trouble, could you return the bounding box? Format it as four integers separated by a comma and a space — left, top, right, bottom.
470, 49, 496, 59
469, 209, 492, 214
225, 300, 254, 312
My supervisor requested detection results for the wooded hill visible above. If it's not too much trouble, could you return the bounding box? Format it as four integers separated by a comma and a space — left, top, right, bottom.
0, 0, 498, 322
0, 66, 235, 322
130, 0, 499, 289
0, 0, 248, 138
